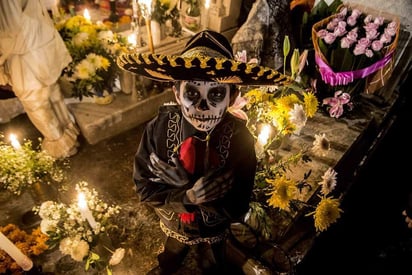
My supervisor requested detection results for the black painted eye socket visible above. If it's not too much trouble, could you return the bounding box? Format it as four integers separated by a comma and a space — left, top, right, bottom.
183, 86, 200, 103
208, 87, 227, 103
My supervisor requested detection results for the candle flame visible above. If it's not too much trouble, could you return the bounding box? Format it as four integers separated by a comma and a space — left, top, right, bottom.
83, 8, 91, 21
257, 124, 270, 146
78, 192, 87, 209
128, 33, 137, 46
205, 0, 210, 9
9, 134, 21, 150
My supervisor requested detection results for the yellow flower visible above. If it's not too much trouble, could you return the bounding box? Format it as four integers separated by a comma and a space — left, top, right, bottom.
276, 94, 300, 113
65, 15, 89, 30
303, 91, 318, 118
266, 175, 297, 210
308, 196, 343, 232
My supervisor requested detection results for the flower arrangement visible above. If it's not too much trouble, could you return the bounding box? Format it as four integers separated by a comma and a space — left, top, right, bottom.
56, 15, 131, 100
0, 224, 49, 274
231, 42, 343, 238
0, 134, 67, 196
33, 181, 123, 274
312, 4, 400, 101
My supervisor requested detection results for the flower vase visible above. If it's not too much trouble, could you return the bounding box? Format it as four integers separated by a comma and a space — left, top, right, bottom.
93, 89, 114, 105
119, 70, 135, 95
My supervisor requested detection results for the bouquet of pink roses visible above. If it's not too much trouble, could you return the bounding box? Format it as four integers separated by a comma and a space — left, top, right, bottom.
312, 3, 400, 97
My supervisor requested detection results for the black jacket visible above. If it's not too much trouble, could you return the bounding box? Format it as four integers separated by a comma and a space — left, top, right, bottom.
133, 104, 257, 242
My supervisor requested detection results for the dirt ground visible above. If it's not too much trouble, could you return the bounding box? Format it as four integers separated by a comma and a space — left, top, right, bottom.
0, 113, 204, 275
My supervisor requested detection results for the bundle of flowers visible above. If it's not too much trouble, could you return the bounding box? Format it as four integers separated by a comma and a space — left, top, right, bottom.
235, 86, 342, 235
312, 3, 400, 97
55, 15, 131, 100
230, 42, 343, 236
33, 181, 123, 274
0, 134, 66, 196
0, 224, 49, 274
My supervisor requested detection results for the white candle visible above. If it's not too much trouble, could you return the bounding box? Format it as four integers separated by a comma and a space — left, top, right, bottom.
78, 192, 97, 229
9, 134, 21, 150
0, 232, 33, 271
83, 8, 91, 21
256, 124, 270, 158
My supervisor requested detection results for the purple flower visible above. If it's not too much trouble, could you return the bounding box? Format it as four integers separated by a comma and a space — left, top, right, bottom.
374, 16, 385, 26
371, 40, 383, 51
324, 33, 337, 44
322, 91, 352, 118
346, 15, 358, 27
353, 38, 371, 55
333, 21, 347, 37
365, 28, 379, 40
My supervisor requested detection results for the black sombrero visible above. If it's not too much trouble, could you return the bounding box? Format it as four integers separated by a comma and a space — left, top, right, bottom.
117, 30, 292, 86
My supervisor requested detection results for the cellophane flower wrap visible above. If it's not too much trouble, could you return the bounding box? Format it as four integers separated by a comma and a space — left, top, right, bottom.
312, 3, 400, 96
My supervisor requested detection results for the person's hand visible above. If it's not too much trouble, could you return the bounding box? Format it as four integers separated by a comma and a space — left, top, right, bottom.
147, 152, 189, 187
402, 210, 412, 229
186, 169, 234, 204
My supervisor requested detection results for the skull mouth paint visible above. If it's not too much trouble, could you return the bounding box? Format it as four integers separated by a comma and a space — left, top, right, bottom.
175, 81, 230, 132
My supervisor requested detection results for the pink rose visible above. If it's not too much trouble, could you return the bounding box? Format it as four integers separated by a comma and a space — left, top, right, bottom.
324, 33, 337, 44
365, 29, 379, 40
333, 23, 347, 37
317, 29, 329, 39
347, 15, 358, 27
374, 16, 385, 26
363, 15, 373, 24
371, 40, 383, 51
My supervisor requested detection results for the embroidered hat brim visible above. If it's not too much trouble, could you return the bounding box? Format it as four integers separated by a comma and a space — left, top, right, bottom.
117, 30, 292, 86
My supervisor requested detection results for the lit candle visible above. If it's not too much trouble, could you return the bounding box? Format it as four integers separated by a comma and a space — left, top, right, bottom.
128, 33, 137, 47
256, 124, 270, 158
9, 134, 21, 150
0, 232, 33, 271
77, 192, 97, 229
83, 8, 91, 21
139, 0, 154, 53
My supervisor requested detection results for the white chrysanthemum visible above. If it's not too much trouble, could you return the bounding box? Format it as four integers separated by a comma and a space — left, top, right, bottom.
109, 248, 125, 266
312, 133, 331, 157
318, 168, 338, 195
289, 103, 307, 135
70, 239, 90, 262
72, 32, 90, 46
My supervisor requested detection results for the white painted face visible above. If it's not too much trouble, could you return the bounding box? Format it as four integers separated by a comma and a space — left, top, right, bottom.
174, 80, 231, 132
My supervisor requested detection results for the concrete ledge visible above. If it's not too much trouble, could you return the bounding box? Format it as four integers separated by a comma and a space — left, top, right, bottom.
67, 89, 175, 145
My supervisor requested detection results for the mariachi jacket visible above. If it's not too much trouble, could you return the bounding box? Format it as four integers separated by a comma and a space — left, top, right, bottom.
133, 104, 257, 245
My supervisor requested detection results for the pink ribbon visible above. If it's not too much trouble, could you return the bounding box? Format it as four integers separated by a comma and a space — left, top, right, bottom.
315, 51, 394, 86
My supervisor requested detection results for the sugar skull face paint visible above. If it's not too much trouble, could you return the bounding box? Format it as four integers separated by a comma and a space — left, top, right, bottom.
174, 81, 230, 132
